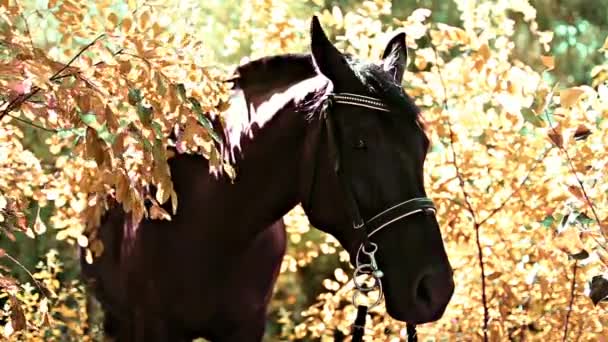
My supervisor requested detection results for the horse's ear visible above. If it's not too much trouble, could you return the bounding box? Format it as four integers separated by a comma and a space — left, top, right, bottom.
310, 16, 351, 85
381, 32, 407, 84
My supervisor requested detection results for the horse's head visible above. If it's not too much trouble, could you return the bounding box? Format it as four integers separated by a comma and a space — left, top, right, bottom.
301, 17, 454, 324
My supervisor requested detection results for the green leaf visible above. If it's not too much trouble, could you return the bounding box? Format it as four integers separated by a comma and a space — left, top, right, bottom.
176, 84, 187, 101
137, 103, 153, 125
97, 123, 115, 145
151, 121, 163, 139
196, 113, 222, 145
119, 118, 132, 128
156, 73, 167, 96
152, 138, 166, 162
540, 215, 555, 228
57, 127, 86, 139
189, 97, 223, 145
518, 126, 532, 136
128, 88, 142, 105
521, 108, 544, 127
80, 113, 98, 127
576, 212, 594, 226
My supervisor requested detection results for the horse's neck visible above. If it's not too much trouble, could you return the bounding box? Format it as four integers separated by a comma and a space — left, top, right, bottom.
219, 76, 326, 236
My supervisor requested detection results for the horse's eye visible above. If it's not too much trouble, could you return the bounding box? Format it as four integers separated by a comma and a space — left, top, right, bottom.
354, 139, 367, 150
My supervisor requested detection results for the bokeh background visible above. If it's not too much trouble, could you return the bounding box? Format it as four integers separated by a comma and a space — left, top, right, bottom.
1, 0, 608, 340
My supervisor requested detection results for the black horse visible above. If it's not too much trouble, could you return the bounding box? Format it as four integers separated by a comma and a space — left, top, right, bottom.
81, 16, 454, 341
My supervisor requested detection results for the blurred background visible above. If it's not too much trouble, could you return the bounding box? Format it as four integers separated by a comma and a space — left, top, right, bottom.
2, 0, 608, 340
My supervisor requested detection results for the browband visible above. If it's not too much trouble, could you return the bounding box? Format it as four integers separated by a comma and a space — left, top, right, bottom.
330, 93, 391, 112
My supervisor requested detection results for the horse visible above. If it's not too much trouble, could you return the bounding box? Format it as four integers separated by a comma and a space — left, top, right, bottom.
80, 16, 455, 341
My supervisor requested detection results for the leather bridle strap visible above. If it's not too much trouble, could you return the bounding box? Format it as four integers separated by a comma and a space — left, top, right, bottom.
366, 197, 436, 238
307, 92, 433, 342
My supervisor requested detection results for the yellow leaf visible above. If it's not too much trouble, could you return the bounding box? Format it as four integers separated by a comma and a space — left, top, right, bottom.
33, 209, 47, 235
77, 234, 89, 248
107, 12, 118, 30
139, 10, 150, 30
155, 180, 171, 204
170, 189, 178, 215
602, 35, 608, 50
541, 55, 554, 70
553, 226, 585, 256
122, 17, 133, 33
567, 185, 586, 203
547, 129, 563, 148
150, 204, 171, 221
331, 6, 343, 29
560, 87, 585, 107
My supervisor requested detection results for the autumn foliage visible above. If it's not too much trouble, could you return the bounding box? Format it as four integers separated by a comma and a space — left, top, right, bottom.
1, 0, 608, 340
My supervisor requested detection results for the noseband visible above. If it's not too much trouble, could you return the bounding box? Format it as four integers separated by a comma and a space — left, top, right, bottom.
308, 92, 437, 342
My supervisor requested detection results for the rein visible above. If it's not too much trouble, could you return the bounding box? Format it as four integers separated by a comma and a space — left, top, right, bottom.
308, 92, 436, 342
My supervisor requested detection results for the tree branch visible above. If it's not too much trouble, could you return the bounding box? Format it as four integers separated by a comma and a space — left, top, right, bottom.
478, 146, 552, 226
0, 34, 106, 122
429, 34, 489, 342
542, 106, 603, 232
6, 113, 60, 132
562, 261, 578, 342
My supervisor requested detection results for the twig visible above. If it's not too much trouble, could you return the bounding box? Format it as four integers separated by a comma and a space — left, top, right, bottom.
562, 261, 578, 342
478, 146, 552, 226
428, 35, 489, 341
50, 34, 106, 81
7, 113, 59, 132
3, 252, 48, 300
542, 104, 602, 228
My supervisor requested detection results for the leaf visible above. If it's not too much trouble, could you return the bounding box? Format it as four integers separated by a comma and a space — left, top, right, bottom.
128, 88, 142, 106
150, 204, 171, 221
8, 295, 26, 332
189, 98, 222, 144
547, 129, 563, 148
602, 35, 608, 50
85, 127, 105, 165
540, 215, 555, 228
155, 180, 171, 205
33, 209, 47, 235
571, 250, 590, 260
560, 87, 585, 107
487, 271, 503, 280
80, 112, 98, 127
521, 108, 544, 127
589, 274, 608, 305
107, 12, 118, 30
541, 55, 555, 70
0, 276, 18, 292
40, 312, 52, 328
553, 226, 586, 258
170, 189, 178, 215
567, 185, 586, 203
137, 103, 153, 125
97, 123, 116, 145
574, 124, 592, 141
176, 84, 187, 101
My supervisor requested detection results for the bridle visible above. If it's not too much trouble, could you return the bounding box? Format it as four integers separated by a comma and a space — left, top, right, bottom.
305, 91, 437, 342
